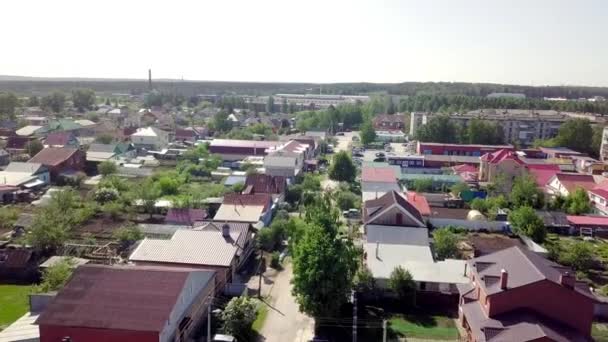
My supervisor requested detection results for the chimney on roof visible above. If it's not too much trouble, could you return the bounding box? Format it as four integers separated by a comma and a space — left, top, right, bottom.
500, 269, 508, 290
222, 223, 230, 238
560, 271, 575, 289
148, 69, 152, 91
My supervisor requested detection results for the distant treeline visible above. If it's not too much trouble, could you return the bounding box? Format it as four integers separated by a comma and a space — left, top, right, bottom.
2, 79, 608, 99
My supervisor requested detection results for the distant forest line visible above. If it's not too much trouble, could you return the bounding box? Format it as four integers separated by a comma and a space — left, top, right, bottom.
1, 77, 608, 99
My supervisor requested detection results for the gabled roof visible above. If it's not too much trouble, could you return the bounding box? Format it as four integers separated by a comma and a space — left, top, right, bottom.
165, 208, 207, 226
549, 172, 596, 193
43, 119, 82, 132
87, 143, 118, 153
363, 190, 425, 227
527, 164, 560, 187
44, 131, 75, 146
131, 126, 163, 137
589, 187, 608, 200
129, 230, 242, 267
406, 191, 431, 216
566, 215, 608, 227
29, 147, 80, 166
482, 149, 524, 165
195, 221, 252, 253
469, 246, 595, 300
361, 167, 397, 183
244, 174, 286, 195
36, 265, 214, 332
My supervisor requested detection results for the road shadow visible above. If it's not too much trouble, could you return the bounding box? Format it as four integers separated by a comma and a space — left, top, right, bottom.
259, 297, 285, 316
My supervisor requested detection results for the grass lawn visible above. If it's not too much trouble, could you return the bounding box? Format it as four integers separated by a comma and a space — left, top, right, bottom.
252, 302, 269, 333
389, 314, 459, 340
593, 323, 608, 342
0, 285, 32, 330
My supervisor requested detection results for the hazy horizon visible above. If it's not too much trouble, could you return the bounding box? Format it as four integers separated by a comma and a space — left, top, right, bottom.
2, 0, 607, 87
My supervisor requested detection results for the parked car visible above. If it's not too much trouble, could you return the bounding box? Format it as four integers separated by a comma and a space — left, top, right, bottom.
336, 132, 345, 136
375, 152, 385, 158
373, 157, 386, 162
353, 152, 364, 157
343, 208, 361, 219
352, 136, 360, 141
213, 334, 236, 342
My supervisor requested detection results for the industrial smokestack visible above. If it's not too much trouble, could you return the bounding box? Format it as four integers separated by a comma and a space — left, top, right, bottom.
148, 69, 152, 91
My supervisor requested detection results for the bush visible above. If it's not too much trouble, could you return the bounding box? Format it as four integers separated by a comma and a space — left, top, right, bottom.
113, 224, 144, 249
335, 190, 360, 211
102, 201, 123, 221
98, 161, 117, 177
413, 178, 433, 192
270, 251, 281, 269
257, 219, 288, 251
93, 187, 119, 204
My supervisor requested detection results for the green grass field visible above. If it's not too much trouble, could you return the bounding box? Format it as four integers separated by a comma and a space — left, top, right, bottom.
0, 285, 31, 330
389, 314, 459, 340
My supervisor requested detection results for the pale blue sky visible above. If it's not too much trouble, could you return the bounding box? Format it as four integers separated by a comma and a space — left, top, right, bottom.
1, 0, 607, 86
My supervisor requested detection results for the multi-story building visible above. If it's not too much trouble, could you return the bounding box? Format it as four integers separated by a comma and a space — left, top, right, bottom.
244, 94, 370, 111
600, 127, 608, 162
413, 109, 606, 146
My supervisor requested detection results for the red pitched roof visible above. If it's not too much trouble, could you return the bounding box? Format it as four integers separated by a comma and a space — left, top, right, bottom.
244, 174, 286, 195
406, 191, 431, 216
589, 188, 608, 199
29, 147, 79, 166
567, 215, 608, 227
527, 164, 560, 187
552, 173, 596, 193
223, 193, 272, 211
482, 149, 523, 165
361, 167, 397, 183
36, 265, 213, 332
452, 164, 478, 173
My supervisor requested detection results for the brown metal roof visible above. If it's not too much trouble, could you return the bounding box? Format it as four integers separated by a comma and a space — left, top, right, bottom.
36, 265, 211, 332
244, 174, 286, 195
363, 190, 424, 226
28, 147, 79, 166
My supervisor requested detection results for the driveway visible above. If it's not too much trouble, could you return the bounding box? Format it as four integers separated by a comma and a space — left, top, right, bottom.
334, 131, 358, 153
257, 262, 314, 342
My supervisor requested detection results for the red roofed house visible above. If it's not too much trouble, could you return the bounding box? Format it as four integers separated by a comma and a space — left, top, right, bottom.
458, 245, 597, 342
174, 128, 199, 143
37, 265, 216, 342
545, 172, 597, 198
165, 208, 208, 226
479, 149, 525, 184
28, 147, 85, 181
567, 215, 608, 237
526, 164, 561, 189
243, 174, 287, 200
43, 131, 79, 148
405, 191, 431, 217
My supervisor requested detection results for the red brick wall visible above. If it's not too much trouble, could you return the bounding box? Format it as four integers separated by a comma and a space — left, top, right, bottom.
487, 280, 594, 336
40, 325, 158, 342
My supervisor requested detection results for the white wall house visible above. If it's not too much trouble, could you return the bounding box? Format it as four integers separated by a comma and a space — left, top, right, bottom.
130, 127, 169, 151
264, 140, 309, 178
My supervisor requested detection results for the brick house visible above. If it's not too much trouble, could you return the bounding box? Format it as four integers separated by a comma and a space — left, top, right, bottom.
28, 147, 85, 181
373, 114, 407, 131
458, 246, 598, 341
36, 265, 216, 342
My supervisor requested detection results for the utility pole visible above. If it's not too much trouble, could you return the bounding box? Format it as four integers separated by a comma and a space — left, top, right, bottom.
258, 250, 264, 298
351, 290, 357, 342
207, 298, 213, 342
382, 319, 387, 342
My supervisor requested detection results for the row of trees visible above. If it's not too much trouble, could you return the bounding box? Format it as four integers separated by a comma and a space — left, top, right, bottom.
414, 116, 505, 145
0, 89, 98, 118
397, 94, 608, 115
